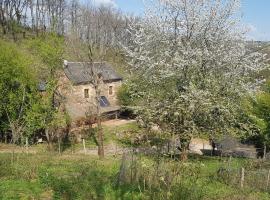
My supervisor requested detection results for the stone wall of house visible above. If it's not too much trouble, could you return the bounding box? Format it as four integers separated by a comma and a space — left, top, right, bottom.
57, 72, 122, 121
101, 80, 122, 106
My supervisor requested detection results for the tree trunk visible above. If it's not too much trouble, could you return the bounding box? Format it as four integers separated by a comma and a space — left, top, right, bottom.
58, 137, 61, 154
263, 144, 267, 160
97, 117, 104, 159
96, 74, 104, 159
45, 129, 53, 151
35, 0, 39, 36
30, 0, 35, 31
48, 141, 53, 151
180, 147, 188, 161
179, 136, 190, 161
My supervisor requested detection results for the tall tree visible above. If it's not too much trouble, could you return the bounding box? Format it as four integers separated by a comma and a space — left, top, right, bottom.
123, 0, 266, 160
68, 36, 107, 159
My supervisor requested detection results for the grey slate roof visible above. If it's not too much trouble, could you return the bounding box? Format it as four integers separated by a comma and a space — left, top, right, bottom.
63, 61, 122, 85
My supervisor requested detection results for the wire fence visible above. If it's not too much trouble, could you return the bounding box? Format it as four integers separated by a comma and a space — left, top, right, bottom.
116, 149, 270, 195
218, 167, 270, 192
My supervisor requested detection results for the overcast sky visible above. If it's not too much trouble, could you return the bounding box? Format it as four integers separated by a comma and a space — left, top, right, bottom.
92, 0, 270, 41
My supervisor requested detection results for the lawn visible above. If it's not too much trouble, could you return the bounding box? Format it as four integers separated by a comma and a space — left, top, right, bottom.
0, 151, 270, 200
0, 122, 270, 200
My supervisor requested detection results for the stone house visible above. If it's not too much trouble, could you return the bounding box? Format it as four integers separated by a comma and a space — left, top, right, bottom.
57, 60, 123, 123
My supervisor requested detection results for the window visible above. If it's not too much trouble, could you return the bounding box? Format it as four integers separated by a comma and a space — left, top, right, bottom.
84, 89, 89, 98
109, 86, 113, 95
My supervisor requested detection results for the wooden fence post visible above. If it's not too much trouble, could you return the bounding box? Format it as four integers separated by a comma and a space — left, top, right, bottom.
263, 144, 267, 160
240, 168, 245, 188
266, 169, 270, 189
26, 137, 29, 154
82, 139, 86, 155
58, 138, 61, 155
228, 156, 232, 169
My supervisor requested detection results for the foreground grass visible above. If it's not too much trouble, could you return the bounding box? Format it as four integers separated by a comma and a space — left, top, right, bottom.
0, 151, 270, 200
0, 153, 122, 200
0, 123, 269, 199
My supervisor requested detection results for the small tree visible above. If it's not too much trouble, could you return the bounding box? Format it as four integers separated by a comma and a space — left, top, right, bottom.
246, 81, 270, 154
0, 40, 37, 144
67, 36, 108, 159
25, 80, 69, 150
24, 34, 67, 150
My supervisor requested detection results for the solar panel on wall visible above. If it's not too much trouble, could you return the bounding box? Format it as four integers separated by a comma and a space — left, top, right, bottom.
100, 96, 110, 107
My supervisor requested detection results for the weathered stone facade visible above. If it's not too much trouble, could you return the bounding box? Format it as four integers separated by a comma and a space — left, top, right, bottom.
57, 61, 122, 122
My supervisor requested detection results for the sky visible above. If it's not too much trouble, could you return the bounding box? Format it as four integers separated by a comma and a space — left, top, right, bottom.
93, 0, 270, 41
241, 0, 270, 41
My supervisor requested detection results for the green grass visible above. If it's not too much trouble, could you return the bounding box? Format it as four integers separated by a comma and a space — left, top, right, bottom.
1, 122, 270, 199
70, 122, 141, 151
0, 122, 270, 200
1, 152, 270, 200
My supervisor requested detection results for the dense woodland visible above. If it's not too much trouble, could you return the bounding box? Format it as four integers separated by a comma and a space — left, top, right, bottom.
1, 0, 270, 199
0, 0, 135, 45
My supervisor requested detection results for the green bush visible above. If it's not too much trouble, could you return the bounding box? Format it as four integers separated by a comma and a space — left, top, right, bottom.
117, 84, 134, 106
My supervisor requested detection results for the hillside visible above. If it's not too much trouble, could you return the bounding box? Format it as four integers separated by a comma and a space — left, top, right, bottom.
247, 41, 270, 63
0, 33, 128, 82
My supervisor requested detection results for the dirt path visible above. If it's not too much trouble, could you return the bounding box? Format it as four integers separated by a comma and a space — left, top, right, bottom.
0, 144, 37, 154
101, 119, 136, 127
0, 119, 136, 155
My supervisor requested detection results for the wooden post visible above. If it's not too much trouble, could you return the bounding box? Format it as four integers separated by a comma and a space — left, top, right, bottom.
82, 139, 86, 155
228, 156, 232, 169
266, 169, 270, 189
71, 136, 74, 154
240, 168, 245, 188
26, 137, 29, 154
143, 178, 146, 191
167, 140, 170, 154
172, 134, 175, 158
263, 144, 267, 160
58, 138, 61, 155
130, 149, 134, 184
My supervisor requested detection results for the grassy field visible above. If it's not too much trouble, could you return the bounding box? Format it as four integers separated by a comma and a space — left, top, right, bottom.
1, 151, 270, 200
1, 122, 270, 200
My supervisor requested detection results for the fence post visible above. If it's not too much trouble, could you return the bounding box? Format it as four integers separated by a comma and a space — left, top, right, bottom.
228, 156, 232, 169
263, 144, 267, 160
240, 167, 245, 188
266, 169, 270, 189
82, 139, 86, 155
26, 137, 29, 154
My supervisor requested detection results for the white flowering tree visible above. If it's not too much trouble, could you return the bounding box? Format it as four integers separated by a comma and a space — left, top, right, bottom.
123, 0, 266, 160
